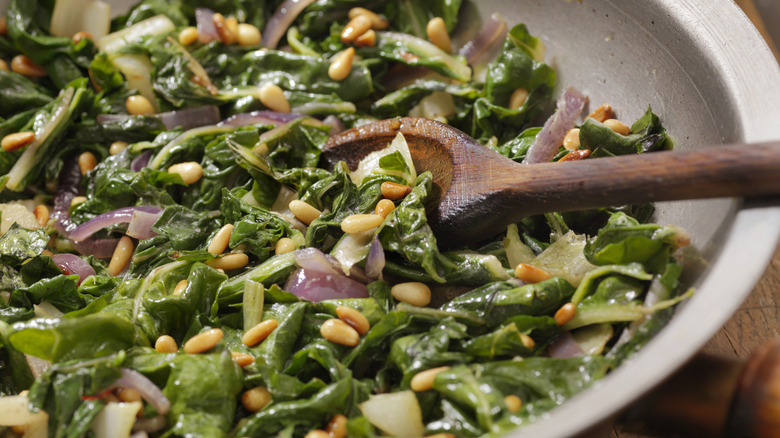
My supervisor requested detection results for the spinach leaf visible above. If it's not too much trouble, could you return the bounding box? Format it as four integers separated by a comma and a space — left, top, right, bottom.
0, 223, 48, 266
580, 106, 673, 156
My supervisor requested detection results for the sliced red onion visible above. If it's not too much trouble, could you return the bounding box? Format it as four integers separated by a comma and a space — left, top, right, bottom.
52, 253, 97, 285
523, 87, 588, 165
218, 110, 305, 127
125, 209, 163, 240
322, 115, 345, 136
132, 416, 166, 434
73, 239, 120, 259
262, 0, 317, 49
69, 206, 163, 242
97, 106, 220, 131
364, 238, 385, 280
131, 150, 152, 172
284, 268, 369, 302
547, 330, 584, 358
295, 247, 369, 283
107, 368, 170, 415
52, 156, 83, 237
196, 8, 219, 43
458, 13, 508, 65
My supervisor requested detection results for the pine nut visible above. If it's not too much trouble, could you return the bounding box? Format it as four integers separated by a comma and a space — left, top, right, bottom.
603, 119, 630, 135
391, 282, 431, 307
117, 388, 142, 403
336, 306, 370, 335
41, 249, 54, 257
226, 17, 239, 43
237, 23, 261, 46
509, 87, 529, 110
354, 29, 376, 48
178, 27, 199, 46
11, 55, 46, 77
328, 47, 354, 82
173, 279, 187, 296
0, 60, 8, 72
109, 141, 129, 155
206, 253, 249, 271
11, 425, 26, 435
326, 414, 348, 438
72, 31, 93, 44
34, 205, 49, 227
514, 263, 551, 284
275, 237, 297, 255
231, 351, 255, 367
155, 335, 178, 353
258, 83, 290, 113
0, 17, 6, 36
208, 224, 234, 255
554, 302, 577, 326
2, 131, 35, 152
78, 151, 98, 175
375, 199, 395, 218
125, 95, 155, 115
289, 200, 321, 225
340, 213, 383, 234
426, 17, 451, 53
587, 103, 613, 123
168, 162, 203, 185
241, 386, 272, 413
242, 319, 278, 347
348, 7, 389, 30
563, 128, 581, 151
559, 150, 591, 162
183, 328, 224, 354
520, 333, 535, 349
410, 366, 450, 392
381, 181, 412, 200
320, 318, 360, 347
504, 395, 523, 413
212, 13, 237, 45
71, 196, 87, 207
304, 430, 329, 438
341, 15, 372, 43
108, 236, 134, 276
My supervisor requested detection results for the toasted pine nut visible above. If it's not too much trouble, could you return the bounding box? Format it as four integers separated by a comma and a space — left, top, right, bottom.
1, 131, 35, 152
206, 253, 249, 271
587, 103, 613, 123
226, 16, 239, 42
375, 199, 395, 218
71, 196, 87, 207
208, 224, 234, 255
109, 141, 129, 155
354, 29, 376, 47
34, 205, 49, 227
504, 395, 523, 413
173, 279, 187, 296
341, 214, 383, 234
275, 237, 297, 255
289, 200, 321, 225
183, 328, 224, 354
326, 414, 348, 438
672, 226, 691, 248
410, 366, 450, 392
242, 319, 278, 346
0, 59, 8, 72
336, 306, 370, 335
108, 236, 134, 276
320, 318, 360, 347
117, 388, 142, 403
41, 249, 54, 257
0, 17, 6, 36
520, 333, 535, 349
212, 13, 237, 45
341, 15, 372, 43
241, 386, 272, 413
559, 149, 591, 162
125, 95, 155, 115
348, 7, 389, 29
178, 26, 199, 46
231, 351, 255, 367
603, 119, 630, 135
258, 83, 290, 113
328, 47, 354, 82
237, 23, 261, 46
304, 430, 329, 438
11, 425, 26, 435
426, 17, 451, 53
554, 302, 577, 326
391, 282, 431, 307
563, 128, 581, 151
381, 181, 412, 200
514, 263, 551, 284
168, 162, 203, 185
78, 151, 98, 175
509, 87, 529, 110
72, 31, 93, 44
11, 55, 46, 77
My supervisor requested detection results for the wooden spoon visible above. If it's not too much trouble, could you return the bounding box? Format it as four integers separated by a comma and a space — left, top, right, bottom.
322, 117, 780, 247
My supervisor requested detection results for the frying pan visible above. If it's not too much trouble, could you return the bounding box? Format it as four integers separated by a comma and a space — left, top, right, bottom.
2, 0, 779, 436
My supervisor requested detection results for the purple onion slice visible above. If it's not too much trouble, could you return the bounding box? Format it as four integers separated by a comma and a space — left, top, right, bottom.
523, 87, 587, 165
458, 13, 508, 66
364, 238, 385, 280
51, 253, 96, 285
262, 0, 317, 49
69, 206, 163, 242
284, 268, 370, 303
218, 110, 305, 127
107, 368, 170, 415
196, 8, 219, 43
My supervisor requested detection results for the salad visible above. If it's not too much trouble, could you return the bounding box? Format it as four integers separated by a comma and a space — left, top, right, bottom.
0, 1, 693, 437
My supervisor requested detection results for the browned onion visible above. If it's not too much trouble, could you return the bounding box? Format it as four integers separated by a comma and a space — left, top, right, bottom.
261, 0, 317, 49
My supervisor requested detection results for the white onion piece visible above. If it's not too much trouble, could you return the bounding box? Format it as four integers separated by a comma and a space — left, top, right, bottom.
98, 15, 176, 54
196, 8, 219, 43
262, 0, 317, 49
107, 368, 170, 415
69, 206, 162, 242
218, 111, 305, 127
458, 13, 508, 66
0, 395, 48, 426
52, 253, 96, 284
25, 354, 52, 378
50, 0, 111, 40
91, 401, 142, 438
284, 268, 369, 302
547, 330, 584, 358
523, 87, 587, 164
359, 391, 425, 438
365, 238, 385, 280
125, 210, 163, 240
